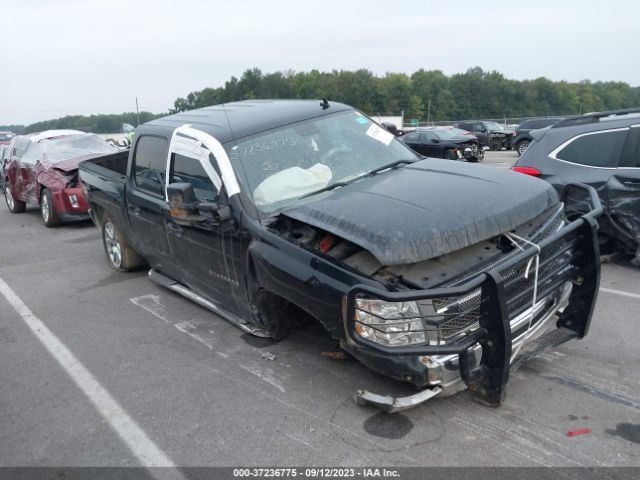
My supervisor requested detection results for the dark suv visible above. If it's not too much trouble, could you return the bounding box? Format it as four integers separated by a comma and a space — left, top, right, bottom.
453, 120, 515, 150
513, 117, 564, 156
512, 108, 640, 266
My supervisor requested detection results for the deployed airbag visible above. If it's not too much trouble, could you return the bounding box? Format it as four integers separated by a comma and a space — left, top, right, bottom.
254, 163, 332, 207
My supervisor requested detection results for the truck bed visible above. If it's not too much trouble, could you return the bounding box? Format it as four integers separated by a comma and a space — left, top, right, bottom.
78, 150, 130, 229
79, 150, 129, 181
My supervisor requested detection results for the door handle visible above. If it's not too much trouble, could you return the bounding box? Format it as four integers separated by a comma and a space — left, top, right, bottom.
127, 205, 141, 216
167, 223, 183, 235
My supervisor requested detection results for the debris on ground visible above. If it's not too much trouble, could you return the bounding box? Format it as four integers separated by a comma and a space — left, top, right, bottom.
322, 350, 351, 361
567, 428, 592, 437
261, 352, 276, 361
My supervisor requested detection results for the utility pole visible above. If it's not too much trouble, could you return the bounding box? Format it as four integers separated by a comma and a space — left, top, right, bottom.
427, 99, 431, 125
135, 97, 140, 126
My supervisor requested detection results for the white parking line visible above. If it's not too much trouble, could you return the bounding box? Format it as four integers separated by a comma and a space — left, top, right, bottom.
600, 287, 640, 301
0, 277, 178, 469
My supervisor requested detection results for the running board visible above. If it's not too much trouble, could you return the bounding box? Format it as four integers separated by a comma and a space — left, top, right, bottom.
148, 268, 271, 338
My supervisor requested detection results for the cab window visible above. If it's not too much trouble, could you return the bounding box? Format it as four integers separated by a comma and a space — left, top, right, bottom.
169, 153, 219, 201
133, 135, 168, 195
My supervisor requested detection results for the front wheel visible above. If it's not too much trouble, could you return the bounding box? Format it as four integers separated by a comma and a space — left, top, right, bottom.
101, 215, 145, 271
4, 185, 26, 213
41, 189, 61, 227
490, 139, 502, 151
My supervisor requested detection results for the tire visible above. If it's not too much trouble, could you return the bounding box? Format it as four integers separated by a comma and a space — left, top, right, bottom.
490, 139, 502, 151
4, 185, 26, 213
40, 189, 61, 227
516, 140, 530, 156
101, 215, 145, 271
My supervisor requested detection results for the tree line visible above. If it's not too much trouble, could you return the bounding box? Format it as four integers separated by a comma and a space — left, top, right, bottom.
3, 67, 639, 134
170, 67, 640, 121
1, 112, 163, 136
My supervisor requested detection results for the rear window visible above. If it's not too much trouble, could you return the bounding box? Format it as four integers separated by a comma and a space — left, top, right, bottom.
556, 129, 627, 168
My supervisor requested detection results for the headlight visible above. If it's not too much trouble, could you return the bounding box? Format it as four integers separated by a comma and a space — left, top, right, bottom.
355, 298, 425, 346
353, 289, 482, 347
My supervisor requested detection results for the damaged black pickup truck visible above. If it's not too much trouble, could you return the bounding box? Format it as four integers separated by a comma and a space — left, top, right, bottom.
79, 100, 603, 412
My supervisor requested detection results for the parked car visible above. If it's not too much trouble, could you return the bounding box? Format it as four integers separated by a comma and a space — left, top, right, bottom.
513, 117, 564, 156
3, 130, 81, 195
79, 100, 602, 412
512, 107, 640, 266
0, 144, 8, 192
4, 133, 118, 226
454, 120, 515, 150
401, 127, 484, 161
0, 131, 15, 146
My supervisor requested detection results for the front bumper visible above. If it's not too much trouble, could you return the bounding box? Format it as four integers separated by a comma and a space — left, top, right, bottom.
344, 184, 602, 407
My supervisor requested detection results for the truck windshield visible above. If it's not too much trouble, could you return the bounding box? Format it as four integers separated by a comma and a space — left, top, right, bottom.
225, 110, 419, 212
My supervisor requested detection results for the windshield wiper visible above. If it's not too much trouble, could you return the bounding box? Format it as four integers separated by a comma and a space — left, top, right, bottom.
298, 180, 354, 200
297, 159, 415, 200
365, 159, 414, 176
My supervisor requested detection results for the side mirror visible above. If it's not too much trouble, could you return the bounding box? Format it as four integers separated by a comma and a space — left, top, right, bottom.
198, 202, 231, 223
167, 182, 230, 225
167, 182, 198, 222
431, 138, 439, 143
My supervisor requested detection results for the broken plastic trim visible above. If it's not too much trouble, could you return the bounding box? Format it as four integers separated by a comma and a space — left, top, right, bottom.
355, 387, 442, 413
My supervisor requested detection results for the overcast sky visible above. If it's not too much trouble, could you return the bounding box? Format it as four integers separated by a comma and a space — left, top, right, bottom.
2, 0, 639, 125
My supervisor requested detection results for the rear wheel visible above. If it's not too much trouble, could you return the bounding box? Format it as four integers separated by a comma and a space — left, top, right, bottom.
490, 139, 502, 151
4, 185, 26, 213
41, 189, 61, 227
101, 215, 145, 271
517, 140, 530, 156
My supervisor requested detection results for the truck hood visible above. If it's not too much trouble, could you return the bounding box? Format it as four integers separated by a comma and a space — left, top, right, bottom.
283, 158, 559, 265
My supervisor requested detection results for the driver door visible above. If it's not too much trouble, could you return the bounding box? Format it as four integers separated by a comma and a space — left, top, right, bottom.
164, 132, 239, 314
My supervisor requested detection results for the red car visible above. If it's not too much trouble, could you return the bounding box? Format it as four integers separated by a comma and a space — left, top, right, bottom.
4, 133, 118, 226
0, 131, 15, 146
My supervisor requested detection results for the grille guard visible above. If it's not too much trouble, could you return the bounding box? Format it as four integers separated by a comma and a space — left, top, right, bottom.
344, 183, 603, 407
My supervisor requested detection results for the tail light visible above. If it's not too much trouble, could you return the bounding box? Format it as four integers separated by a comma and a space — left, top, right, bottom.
512, 166, 542, 177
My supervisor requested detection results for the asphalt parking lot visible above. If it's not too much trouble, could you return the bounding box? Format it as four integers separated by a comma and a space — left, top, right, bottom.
1, 150, 639, 467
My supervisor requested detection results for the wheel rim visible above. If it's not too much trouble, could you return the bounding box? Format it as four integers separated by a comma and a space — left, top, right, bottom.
518, 142, 529, 155
5, 188, 14, 210
41, 194, 49, 223
104, 222, 122, 268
